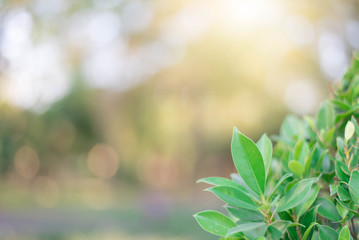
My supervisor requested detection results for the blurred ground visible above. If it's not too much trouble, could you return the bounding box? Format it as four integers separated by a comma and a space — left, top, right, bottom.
0, 0, 358, 239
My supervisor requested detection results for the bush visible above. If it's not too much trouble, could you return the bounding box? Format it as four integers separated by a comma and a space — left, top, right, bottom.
194, 54, 359, 240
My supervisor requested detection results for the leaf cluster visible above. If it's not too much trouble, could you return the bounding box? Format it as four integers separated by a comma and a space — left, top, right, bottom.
194, 54, 359, 240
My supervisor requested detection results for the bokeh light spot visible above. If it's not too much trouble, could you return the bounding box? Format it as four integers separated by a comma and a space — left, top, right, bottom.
14, 145, 40, 180
87, 144, 119, 179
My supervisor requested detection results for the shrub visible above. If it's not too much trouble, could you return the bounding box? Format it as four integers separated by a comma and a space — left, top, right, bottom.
194, 54, 359, 240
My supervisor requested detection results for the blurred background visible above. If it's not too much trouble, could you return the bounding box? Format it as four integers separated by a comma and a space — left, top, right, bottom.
0, 0, 358, 239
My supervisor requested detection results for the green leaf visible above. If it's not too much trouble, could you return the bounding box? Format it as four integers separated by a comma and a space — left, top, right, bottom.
329, 184, 338, 196
226, 205, 264, 221
324, 127, 335, 144
336, 198, 359, 218
317, 225, 338, 240
231, 128, 266, 196
197, 177, 248, 192
277, 178, 317, 212
256, 133, 272, 178
316, 197, 342, 221
337, 185, 351, 201
226, 222, 267, 237
293, 140, 308, 164
316, 101, 335, 131
288, 160, 304, 178
304, 144, 317, 177
280, 115, 304, 141
266, 220, 291, 240
336, 161, 350, 183
193, 210, 236, 237
206, 186, 257, 210
349, 170, 359, 204
338, 226, 350, 240
295, 186, 320, 218
302, 222, 318, 240
344, 121, 355, 142
268, 173, 293, 200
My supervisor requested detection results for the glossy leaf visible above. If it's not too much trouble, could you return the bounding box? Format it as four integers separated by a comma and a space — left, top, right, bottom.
295, 186, 320, 218
206, 186, 257, 210
277, 178, 317, 212
193, 211, 236, 237
231, 128, 265, 196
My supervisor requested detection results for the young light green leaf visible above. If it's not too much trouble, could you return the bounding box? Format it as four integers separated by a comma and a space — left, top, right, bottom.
338, 225, 350, 240
293, 139, 308, 164
256, 133, 272, 178
232, 128, 266, 196
197, 177, 248, 192
302, 222, 318, 240
288, 160, 304, 178
349, 170, 359, 204
277, 178, 317, 212
316, 198, 342, 221
344, 121, 355, 142
268, 173, 293, 200
266, 220, 291, 240
193, 210, 236, 237
226, 222, 267, 238
316, 101, 335, 131
225, 205, 264, 221
318, 225, 338, 240
206, 186, 257, 210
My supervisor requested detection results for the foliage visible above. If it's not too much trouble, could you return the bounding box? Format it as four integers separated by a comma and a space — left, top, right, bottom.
194, 54, 359, 239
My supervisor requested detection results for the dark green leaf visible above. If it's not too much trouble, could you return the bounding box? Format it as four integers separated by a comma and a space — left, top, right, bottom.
266, 220, 291, 240
316, 197, 342, 221
268, 173, 293, 200
317, 225, 338, 240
